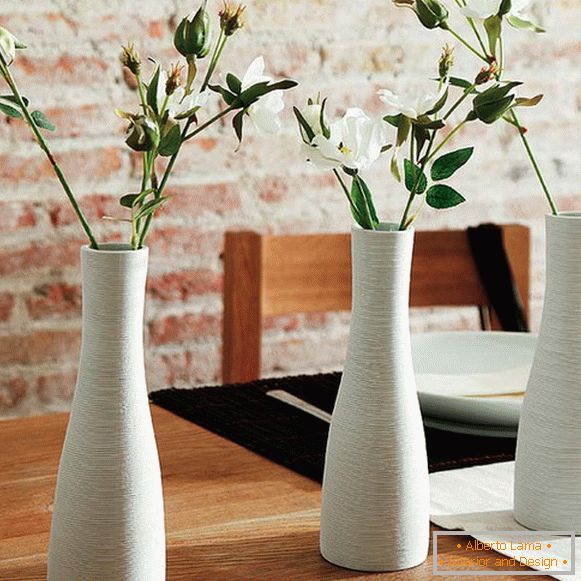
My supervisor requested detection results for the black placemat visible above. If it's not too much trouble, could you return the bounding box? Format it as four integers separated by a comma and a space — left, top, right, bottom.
150, 372, 515, 482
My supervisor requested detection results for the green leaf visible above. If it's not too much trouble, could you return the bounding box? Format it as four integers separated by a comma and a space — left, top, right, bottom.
319, 97, 331, 139
31, 110, 55, 131
498, 0, 512, 16
514, 94, 543, 107
404, 159, 427, 194
391, 155, 401, 182
431, 147, 474, 180
426, 184, 465, 209
384, 113, 403, 127
226, 73, 242, 94
0, 94, 29, 106
120, 194, 139, 208
146, 65, 161, 115
425, 88, 448, 115
350, 175, 378, 229
158, 124, 182, 157
414, 116, 445, 130
208, 84, 240, 107
484, 15, 502, 57
239, 79, 298, 107
396, 115, 411, 147
413, 125, 429, 157
447, 77, 476, 90
0, 102, 22, 119
134, 196, 167, 221
293, 106, 315, 143
507, 14, 545, 32
232, 109, 244, 145
120, 188, 155, 208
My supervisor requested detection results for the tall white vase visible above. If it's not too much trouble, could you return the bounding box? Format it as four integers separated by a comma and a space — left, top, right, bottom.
320, 224, 430, 572
48, 245, 165, 581
515, 213, 581, 531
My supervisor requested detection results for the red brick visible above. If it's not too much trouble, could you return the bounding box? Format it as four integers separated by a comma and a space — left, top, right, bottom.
0, 240, 81, 277
147, 229, 223, 257
0, 329, 80, 366
0, 147, 123, 184
0, 294, 16, 323
147, 270, 222, 302
46, 194, 124, 228
163, 183, 241, 217
26, 283, 82, 320
16, 54, 108, 86
10, 104, 121, 140
0, 377, 27, 410
0, 201, 38, 233
150, 348, 220, 388
148, 313, 220, 346
37, 370, 77, 403
148, 20, 166, 38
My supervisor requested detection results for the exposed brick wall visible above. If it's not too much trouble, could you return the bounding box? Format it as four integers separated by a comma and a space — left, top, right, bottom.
0, 0, 579, 417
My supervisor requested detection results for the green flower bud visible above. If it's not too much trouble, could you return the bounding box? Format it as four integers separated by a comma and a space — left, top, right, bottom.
416, 0, 449, 30
125, 115, 160, 152
472, 83, 519, 124
174, 4, 211, 59
438, 44, 454, 79
120, 43, 141, 76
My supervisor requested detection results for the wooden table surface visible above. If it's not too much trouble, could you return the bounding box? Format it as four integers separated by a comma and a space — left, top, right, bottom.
0, 405, 544, 580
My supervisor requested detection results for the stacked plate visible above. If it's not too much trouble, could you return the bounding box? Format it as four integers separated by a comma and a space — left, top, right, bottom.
412, 332, 536, 438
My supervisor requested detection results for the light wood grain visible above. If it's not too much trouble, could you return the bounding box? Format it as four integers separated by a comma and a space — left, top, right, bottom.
222, 226, 530, 383
0, 407, 543, 580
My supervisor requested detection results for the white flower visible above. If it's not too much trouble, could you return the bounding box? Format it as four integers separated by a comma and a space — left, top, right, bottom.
241, 56, 285, 134
156, 71, 209, 118
303, 108, 388, 171
378, 82, 447, 120
461, 0, 533, 20
0, 26, 17, 66
299, 103, 324, 137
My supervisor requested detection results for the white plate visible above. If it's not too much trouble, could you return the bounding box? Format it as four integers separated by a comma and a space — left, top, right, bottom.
412, 332, 537, 429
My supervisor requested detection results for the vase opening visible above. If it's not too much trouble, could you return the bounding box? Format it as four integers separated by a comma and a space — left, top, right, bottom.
84, 243, 146, 253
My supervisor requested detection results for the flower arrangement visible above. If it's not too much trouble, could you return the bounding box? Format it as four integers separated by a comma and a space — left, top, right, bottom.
0, 1, 296, 250
294, 0, 556, 230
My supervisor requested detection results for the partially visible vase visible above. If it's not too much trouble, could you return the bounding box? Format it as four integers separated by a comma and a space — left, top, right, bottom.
48, 245, 165, 581
515, 213, 581, 531
320, 224, 430, 572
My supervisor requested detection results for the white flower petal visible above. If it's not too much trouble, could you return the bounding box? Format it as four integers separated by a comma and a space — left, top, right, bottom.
461, 0, 502, 19
241, 56, 270, 90
248, 91, 285, 134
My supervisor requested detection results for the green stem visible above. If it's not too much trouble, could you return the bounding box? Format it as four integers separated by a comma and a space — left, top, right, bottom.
443, 83, 477, 120
200, 30, 226, 92
332, 168, 360, 220
510, 110, 558, 215
425, 119, 467, 164
0, 57, 98, 248
183, 106, 234, 141
445, 26, 488, 61
138, 33, 233, 248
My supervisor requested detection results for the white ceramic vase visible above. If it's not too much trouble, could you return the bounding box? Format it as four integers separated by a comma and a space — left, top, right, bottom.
48, 245, 165, 581
320, 224, 430, 572
515, 213, 581, 531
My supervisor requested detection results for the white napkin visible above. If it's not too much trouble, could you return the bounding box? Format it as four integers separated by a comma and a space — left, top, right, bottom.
430, 462, 576, 579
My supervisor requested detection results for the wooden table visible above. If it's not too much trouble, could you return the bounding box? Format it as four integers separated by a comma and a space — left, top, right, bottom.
0, 406, 544, 580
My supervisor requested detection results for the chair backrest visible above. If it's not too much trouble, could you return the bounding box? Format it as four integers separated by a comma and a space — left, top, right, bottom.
222, 225, 530, 384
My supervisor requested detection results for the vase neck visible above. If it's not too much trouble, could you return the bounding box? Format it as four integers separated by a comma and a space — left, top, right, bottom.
350, 228, 414, 332
79, 247, 149, 379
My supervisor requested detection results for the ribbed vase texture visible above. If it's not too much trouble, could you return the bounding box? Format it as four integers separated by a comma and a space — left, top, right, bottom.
47, 245, 165, 581
515, 213, 581, 531
320, 225, 430, 572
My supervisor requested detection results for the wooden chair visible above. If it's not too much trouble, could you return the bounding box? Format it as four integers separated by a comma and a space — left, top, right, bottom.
222, 226, 530, 384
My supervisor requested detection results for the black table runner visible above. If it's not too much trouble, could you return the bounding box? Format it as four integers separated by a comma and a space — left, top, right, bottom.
150, 372, 515, 482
